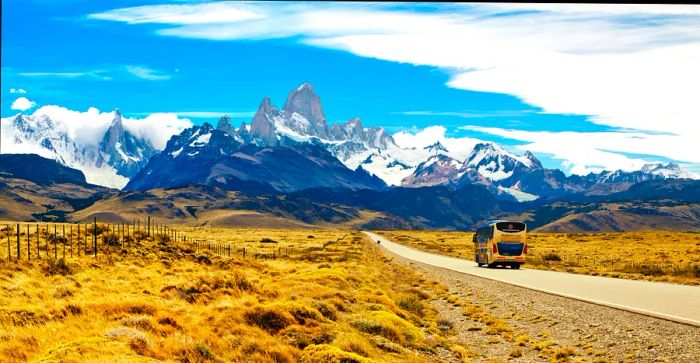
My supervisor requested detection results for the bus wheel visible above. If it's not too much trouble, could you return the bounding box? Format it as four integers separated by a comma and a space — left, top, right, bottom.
513, 264, 521, 270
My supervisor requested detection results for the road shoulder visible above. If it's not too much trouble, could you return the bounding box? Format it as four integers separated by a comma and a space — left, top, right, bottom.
378, 242, 700, 362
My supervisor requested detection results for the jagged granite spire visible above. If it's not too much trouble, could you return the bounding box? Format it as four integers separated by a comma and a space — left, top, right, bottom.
216, 115, 234, 135
282, 82, 329, 139
250, 96, 278, 146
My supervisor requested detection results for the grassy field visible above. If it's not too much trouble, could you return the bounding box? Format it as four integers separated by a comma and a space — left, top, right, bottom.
2, 224, 559, 363
375, 231, 700, 285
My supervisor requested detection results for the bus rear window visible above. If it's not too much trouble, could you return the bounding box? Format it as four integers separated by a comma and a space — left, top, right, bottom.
496, 222, 526, 233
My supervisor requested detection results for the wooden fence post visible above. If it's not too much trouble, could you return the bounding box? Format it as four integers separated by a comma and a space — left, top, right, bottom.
77, 224, 81, 257
93, 217, 97, 257
6, 225, 10, 260
27, 224, 30, 260
16, 223, 20, 261
62, 225, 66, 259
147, 217, 151, 238
36, 224, 39, 259
70, 225, 73, 258
53, 224, 57, 259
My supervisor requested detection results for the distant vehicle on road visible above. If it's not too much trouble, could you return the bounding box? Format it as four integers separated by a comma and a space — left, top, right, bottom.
473, 220, 527, 269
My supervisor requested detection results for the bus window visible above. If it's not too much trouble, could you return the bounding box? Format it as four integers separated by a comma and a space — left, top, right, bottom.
496, 222, 526, 233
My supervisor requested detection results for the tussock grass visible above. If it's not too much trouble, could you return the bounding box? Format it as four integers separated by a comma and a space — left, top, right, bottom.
0, 228, 457, 362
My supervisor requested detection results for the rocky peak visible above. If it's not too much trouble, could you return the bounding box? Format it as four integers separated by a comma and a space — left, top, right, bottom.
238, 121, 249, 133
100, 109, 125, 150
216, 115, 234, 134
524, 151, 543, 169
424, 141, 449, 154
641, 162, 694, 179
250, 96, 279, 146
343, 118, 364, 139
282, 82, 328, 139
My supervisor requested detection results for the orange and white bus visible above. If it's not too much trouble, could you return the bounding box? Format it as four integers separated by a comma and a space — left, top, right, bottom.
473, 220, 527, 269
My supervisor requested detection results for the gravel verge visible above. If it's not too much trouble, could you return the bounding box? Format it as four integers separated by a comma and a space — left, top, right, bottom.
380, 246, 700, 362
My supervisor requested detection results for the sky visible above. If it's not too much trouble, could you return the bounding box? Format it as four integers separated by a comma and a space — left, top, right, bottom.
2, 1, 699, 176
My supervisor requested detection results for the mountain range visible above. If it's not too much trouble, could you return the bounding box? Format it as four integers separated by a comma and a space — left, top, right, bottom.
4, 82, 693, 202
4, 109, 156, 187
1, 82, 698, 231
2, 152, 698, 232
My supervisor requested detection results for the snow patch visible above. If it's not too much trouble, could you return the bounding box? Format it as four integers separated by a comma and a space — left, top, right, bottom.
170, 147, 183, 158
498, 186, 539, 202
189, 132, 211, 147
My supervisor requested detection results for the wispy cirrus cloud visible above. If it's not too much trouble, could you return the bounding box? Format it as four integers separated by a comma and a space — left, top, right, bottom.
9, 88, 27, 94
124, 65, 172, 81
16, 65, 174, 82
19, 70, 112, 80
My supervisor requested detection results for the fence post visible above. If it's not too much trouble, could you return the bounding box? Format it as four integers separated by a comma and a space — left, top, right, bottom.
243, 247, 246, 259
36, 224, 39, 259
70, 225, 73, 258
16, 224, 20, 261
93, 217, 97, 257
6, 225, 10, 260
27, 224, 30, 261
147, 217, 151, 238
54, 224, 57, 259
62, 225, 66, 259
77, 224, 81, 257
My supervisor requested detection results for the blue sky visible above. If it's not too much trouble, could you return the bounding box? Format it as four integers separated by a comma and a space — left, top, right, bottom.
2, 1, 699, 175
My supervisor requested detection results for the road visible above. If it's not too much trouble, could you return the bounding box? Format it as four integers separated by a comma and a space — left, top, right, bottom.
364, 231, 700, 327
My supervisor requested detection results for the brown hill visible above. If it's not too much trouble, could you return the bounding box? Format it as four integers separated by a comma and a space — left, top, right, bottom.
0, 177, 113, 222
534, 202, 700, 232
70, 186, 406, 230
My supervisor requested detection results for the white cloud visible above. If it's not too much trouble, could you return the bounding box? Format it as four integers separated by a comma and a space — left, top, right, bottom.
124, 65, 172, 81
393, 125, 483, 161
123, 113, 191, 149
90, 2, 700, 171
89, 3, 264, 24
19, 71, 112, 80
26, 105, 192, 149
11, 97, 36, 111
463, 126, 699, 176
9, 88, 27, 94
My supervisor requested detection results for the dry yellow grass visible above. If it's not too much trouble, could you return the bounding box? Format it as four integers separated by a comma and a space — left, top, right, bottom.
0, 227, 469, 362
375, 230, 700, 285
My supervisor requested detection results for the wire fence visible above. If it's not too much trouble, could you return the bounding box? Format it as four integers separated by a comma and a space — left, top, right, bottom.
0, 217, 307, 263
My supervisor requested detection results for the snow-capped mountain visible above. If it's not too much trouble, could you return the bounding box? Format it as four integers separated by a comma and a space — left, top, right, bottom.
640, 162, 695, 179
98, 109, 158, 179
1, 109, 158, 188
400, 140, 696, 201
125, 122, 386, 193
401, 154, 464, 187
242, 83, 396, 152
3, 82, 695, 197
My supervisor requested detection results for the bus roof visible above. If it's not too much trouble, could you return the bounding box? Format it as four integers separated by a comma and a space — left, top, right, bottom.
475, 220, 526, 230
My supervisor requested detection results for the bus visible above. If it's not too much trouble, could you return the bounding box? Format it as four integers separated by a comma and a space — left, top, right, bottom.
473, 220, 527, 269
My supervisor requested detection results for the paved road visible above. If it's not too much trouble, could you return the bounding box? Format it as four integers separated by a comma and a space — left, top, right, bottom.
364, 231, 700, 327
